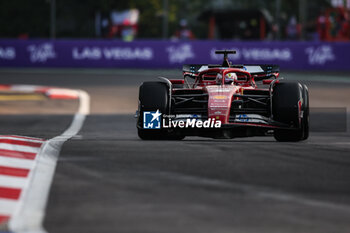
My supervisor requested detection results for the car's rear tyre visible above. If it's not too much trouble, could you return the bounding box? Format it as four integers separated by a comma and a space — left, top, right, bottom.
137, 81, 184, 140
272, 82, 309, 142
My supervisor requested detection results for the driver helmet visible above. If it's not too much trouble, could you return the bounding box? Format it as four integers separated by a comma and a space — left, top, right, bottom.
224, 73, 237, 84
216, 73, 223, 84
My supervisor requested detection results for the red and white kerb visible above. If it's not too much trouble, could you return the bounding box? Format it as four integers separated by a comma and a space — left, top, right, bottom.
0, 135, 45, 226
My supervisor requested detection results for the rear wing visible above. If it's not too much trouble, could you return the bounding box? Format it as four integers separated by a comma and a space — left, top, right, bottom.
183, 64, 279, 79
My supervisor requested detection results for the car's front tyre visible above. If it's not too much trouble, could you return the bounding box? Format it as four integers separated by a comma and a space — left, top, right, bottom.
137, 81, 184, 140
272, 81, 309, 142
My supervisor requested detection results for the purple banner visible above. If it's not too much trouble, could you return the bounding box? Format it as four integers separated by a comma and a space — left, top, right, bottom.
0, 39, 350, 70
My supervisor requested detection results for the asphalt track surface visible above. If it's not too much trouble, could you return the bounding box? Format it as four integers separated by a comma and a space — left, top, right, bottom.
0, 69, 350, 233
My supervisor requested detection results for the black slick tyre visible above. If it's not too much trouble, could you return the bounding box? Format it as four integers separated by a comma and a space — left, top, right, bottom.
272, 81, 308, 142
137, 81, 184, 140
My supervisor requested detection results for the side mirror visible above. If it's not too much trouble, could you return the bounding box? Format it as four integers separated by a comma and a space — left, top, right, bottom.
234, 74, 249, 83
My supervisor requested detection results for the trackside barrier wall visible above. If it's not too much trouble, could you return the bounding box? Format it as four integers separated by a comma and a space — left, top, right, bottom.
0, 40, 350, 70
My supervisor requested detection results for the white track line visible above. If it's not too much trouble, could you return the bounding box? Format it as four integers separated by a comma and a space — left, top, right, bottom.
8, 89, 90, 233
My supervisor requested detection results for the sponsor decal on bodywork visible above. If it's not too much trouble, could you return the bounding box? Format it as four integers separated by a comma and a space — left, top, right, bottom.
234, 114, 269, 124
213, 95, 227, 100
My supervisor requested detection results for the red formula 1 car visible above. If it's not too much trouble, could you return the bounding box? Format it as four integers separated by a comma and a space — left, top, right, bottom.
136, 50, 309, 141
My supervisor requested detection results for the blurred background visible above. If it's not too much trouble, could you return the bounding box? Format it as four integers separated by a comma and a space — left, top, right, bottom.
0, 0, 349, 70
1, 0, 350, 41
